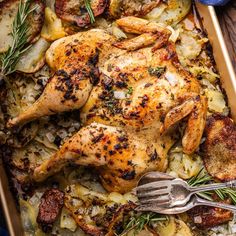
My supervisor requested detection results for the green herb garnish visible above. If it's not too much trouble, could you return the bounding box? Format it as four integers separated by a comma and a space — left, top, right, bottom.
126, 87, 133, 96
120, 212, 168, 236
187, 169, 236, 204
0, 0, 35, 78
84, 0, 95, 24
148, 66, 166, 78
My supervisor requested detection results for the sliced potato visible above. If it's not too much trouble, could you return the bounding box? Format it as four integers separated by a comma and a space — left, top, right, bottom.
15, 38, 50, 73
0, 0, 18, 53
203, 114, 236, 181
109, 0, 161, 18
60, 207, 77, 232
11, 140, 56, 172
205, 89, 226, 113
155, 217, 193, 236
55, 0, 107, 27
155, 217, 177, 236
108, 0, 122, 18
176, 32, 202, 61
175, 219, 193, 236
0, 0, 45, 53
145, 0, 191, 25
20, 199, 38, 234
168, 151, 202, 179
41, 7, 66, 41
189, 66, 220, 83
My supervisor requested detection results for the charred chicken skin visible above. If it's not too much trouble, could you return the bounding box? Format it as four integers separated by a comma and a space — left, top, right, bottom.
7, 17, 207, 192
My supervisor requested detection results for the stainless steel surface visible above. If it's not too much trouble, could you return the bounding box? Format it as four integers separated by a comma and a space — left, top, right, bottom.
136, 174, 236, 208
136, 194, 236, 214
0, 4, 236, 236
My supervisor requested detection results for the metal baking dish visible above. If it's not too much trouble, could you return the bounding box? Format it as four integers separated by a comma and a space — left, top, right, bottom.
1, 2, 236, 236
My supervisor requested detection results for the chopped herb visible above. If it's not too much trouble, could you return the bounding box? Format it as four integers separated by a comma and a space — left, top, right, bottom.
148, 66, 166, 78
84, 0, 95, 24
126, 87, 133, 96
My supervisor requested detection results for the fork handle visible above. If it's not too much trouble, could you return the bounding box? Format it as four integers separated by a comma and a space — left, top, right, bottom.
194, 196, 236, 212
190, 180, 236, 194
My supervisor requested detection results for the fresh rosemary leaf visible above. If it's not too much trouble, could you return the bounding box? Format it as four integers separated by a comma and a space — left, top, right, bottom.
187, 169, 236, 204
0, 0, 35, 77
120, 212, 168, 236
84, 0, 95, 24
126, 87, 133, 96
148, 66, 166, 78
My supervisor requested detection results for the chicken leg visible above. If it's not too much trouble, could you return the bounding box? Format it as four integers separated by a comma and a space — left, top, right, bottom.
33, 122, 174, 193
7, 30, 115, 128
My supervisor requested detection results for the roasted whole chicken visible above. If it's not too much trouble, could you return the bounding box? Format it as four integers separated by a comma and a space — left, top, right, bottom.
7, 17, 207, 192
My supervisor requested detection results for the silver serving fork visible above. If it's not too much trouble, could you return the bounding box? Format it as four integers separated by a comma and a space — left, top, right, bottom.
136, 194, 236, 214
136, 172, 236, 208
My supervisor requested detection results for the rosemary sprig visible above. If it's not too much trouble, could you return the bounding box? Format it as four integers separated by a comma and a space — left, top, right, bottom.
84, 0, 95, 24
119, 212, 168, 236
0, 0, 34, 77
187, 169, 236, 204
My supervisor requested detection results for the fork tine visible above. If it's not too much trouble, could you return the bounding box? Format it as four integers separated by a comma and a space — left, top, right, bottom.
139, 196, 171, 206
136, 180, 170, 192
137, 188, 170, 198
138, 172, 174, 185
139, 193, 170, 203
135, 204, 171, 214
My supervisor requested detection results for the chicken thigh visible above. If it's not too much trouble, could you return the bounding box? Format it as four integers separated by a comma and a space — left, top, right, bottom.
34, 122, 176, 193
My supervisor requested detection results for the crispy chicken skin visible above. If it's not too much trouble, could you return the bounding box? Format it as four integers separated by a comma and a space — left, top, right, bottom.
33, 122, 175, 193
8, 17, 207, 154
203, 114, 236, 181
7, 17, 207, 191
8, 30, 113, 128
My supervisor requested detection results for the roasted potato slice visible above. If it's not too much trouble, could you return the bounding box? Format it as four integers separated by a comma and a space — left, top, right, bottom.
55, 0, 107, 27
41, 7, 66, 41
109, 0, 161, 18
0, 0, 45, 53
15, 38, 51, 73
203, 114, 236, 181
145, 0, 192, 25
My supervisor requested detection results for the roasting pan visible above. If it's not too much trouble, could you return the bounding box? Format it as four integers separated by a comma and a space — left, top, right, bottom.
0, 2, 236, 236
